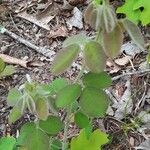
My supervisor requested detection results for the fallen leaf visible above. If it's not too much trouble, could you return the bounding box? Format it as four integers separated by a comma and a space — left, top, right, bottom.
138, 111, 150, 124
112, 80, 133, 120
17, 11, 54, 30
49, 26, 68, 38
115, 55, 132, 66
135, 139, 150, 150
67, 7, 83, 30
121, 41, 142, 57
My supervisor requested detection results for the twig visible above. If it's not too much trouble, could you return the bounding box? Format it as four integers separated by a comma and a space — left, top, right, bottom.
0, 27, 55, 60
0, 53, 27, 68
112, 69, 150, 81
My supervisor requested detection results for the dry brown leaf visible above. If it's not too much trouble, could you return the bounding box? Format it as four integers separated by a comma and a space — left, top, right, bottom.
17, 11, 54, 30
0, 54, 44, 68
49, 26, 68, 38
115, 55, 132, 66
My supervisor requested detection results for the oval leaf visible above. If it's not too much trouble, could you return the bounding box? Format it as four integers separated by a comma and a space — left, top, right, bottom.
39, 116, 64, 135
101, 5, 117, 33
0, 58, 5, 73
50, 78, 68, 93
55, 84, 81, 108
84, 41, 107, 73
82, 72, 112, 89
51, 44, 80, 75
122, 19, 145, 50
84, 3, 94, 24
79, 87, 109, 117
9, 106, 22, 123
75, 111, 90, 128
26, 128, 49, 150
0, 137, 16, 150
63, 34, 89, 47
7, 88, 22, 106
102, 24, 123, 58
36, 98, 49, 120
17, 122, 49, 150
0, 65, 15, 77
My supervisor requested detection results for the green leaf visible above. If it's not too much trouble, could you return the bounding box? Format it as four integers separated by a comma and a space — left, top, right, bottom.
36, 84, 52, 96
79, 87, 109, 117
133, 0, 150, 25
82, 72, 112, 89
102, 24, 123, 58
101, 5, 117, 33
0, 65, 15, 77
7, 88, 22, 106
75, 111, 90, 128
17, 122, 50, 150
51, 44, 80, 75
50, 78, 68, 93
55, 84, 81, 108
116, 0, 141, 24
84, 3, 95, 25
35, 98, 49, 120
0, 58, 5, 73
71, 129, 109, 150
84, 41, 107, 73
122, 19, 145, 50
9, 106, 22, 123
50, 139, 62, 150
17, 122, 36, 146
0, 137, 16, 150
63, 34, 89, 47
25, 128, 49, 150
39, 116, 64, 135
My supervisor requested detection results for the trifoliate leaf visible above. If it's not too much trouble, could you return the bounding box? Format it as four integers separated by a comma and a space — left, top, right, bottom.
39, 116, 64, 135
79, 87, 109, 117
117, 0, 141, 24
51, 44, 80, 75
82, 72, 112, 89
133, 0, 150, 25
102, 24, 123, 58
55, 84, 81, 108
7, 88, 22, 106
0, 58, 5, 73
84, 41, 107, 73
75, 111, 90, 129
35, 98, 49, 120
71, 129, 109, 150
0, 137, 16, 150
122, 19, 145, 50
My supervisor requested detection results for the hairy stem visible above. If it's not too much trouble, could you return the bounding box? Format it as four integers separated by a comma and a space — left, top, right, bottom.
62, 108, 71, 150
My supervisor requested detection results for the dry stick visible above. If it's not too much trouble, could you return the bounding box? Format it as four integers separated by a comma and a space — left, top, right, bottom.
2, 28, 55, 60
112, 69, 150, 81
0, 53, 27, 68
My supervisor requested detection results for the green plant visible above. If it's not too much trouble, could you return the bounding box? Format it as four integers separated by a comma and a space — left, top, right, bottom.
0, 58, 15, 78
5, 0, 145, 150
117, 0, 150, 25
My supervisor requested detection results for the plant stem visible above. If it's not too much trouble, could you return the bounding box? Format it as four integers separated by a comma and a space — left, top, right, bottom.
74, 65, 85, 83
95, 29, 102, 42
62, 108, 71, 150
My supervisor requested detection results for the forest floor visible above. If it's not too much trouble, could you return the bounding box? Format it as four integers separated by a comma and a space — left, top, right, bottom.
0, 0, 150, 149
